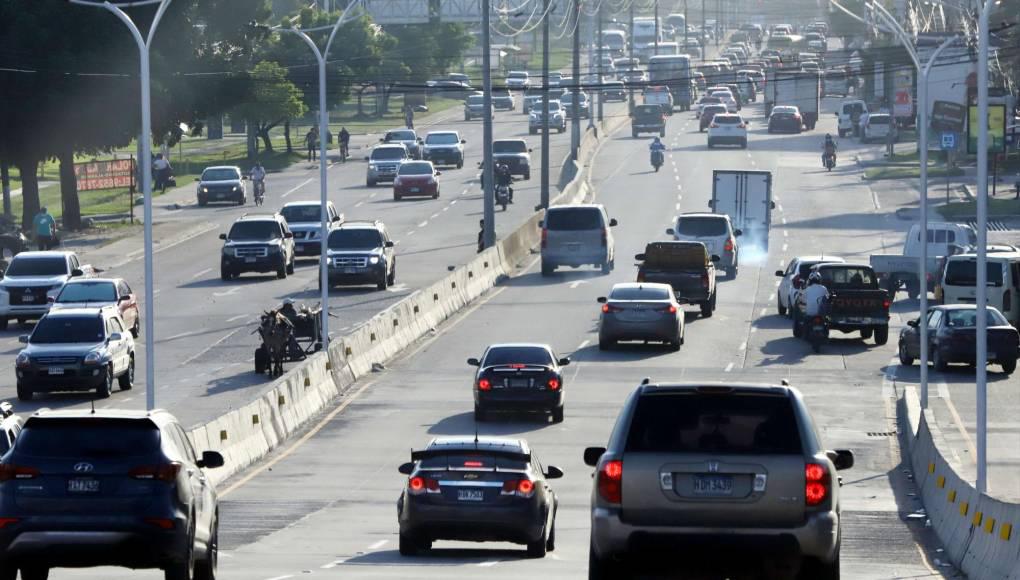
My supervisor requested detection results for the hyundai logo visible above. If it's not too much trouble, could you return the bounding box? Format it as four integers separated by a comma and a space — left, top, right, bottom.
73, 462, 94, 473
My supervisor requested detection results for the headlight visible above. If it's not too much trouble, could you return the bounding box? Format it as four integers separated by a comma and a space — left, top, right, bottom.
201, 187, 209, 193
427, 177, 436, 185
368, 256, 380, 265
15, 352, 30, 368
267, 243, 282, 253
83, 351, 103, 365
232, 185, 240, 192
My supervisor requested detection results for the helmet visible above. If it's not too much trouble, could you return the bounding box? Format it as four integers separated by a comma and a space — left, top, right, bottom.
282, 298, 295, 306
808, 272, 822, 284
825, 133, 833, 140
653, 136, 661, 142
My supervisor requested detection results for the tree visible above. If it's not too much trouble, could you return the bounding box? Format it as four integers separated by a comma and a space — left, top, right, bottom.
379, 23, 474, 113
828, 0, 868, 47
233, 61, 308, 152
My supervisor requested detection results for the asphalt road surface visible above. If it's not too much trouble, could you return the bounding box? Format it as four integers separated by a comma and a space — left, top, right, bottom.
52, 93, 960, 578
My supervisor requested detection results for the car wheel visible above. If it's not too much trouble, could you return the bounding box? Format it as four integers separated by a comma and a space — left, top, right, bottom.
792, 313, 804, 338
399, 532, 429, 556
861, 328, 874, 339
799, 551, 840, 580
601, 260, 611, 275
164, 526, 196, 580
933, 348, 948, 371
0, 318, 7, 331
131, 318, 141, 338
778, 296, 787, 317
18, 568, 47, 580
96, 365, 114, 399
286, 258, 295, 275
660, 129, 666, 137
198, 199, 207, 207
588, 544, 625, 580
541, 260, 554, 276
632, 130, 638, 138
367, 180, 376, 187
276, 264, 287, 279
899, 342, 915, 366
377, 271, 388, 291
598, 337, 614, 350
220, 267, 231, 281
16, 382, 31, 402
432, 189, 439, 199
530, 128, 536, 135
524, 171, 531, 180
118, 356, 135, 390
1001, 358, 1016, 374
546, 517, 556, 551
551, 405, 564, 423
473, 405, 488, 422
669, 335, 682, 351
0, 567, 16, 580
700, 299, 713, 317
527, 529, 549, 558
194, 517, 218, 580
873, 325, 889, 345
387, 263, 396, 286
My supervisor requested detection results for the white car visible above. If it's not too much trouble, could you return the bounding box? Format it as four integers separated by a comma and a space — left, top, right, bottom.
776, 255, 846, 317
862, 113, 893, 142
709, 89, 738, 113
707, 113, 748, 149
505, 71, 531, 90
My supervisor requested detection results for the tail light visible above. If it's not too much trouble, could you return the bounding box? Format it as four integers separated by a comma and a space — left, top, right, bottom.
477, 378, 492, 391
501, 478, 536, 498
602, 304, 623, 314
794, 114, 802, 120
541, 228, 548, 249
882, 299, 891, 310
805, 463, 830, 506
1004, 290, 1012, 313
129, 463, 182, 483
701, 272, 710, 289
0, 465, 39, 482
724, 238, 734, 252
144, 518, 176, 530
0, 518, 19, 529
601, 229, 608, 247
408, 476, 440, 496
812, 316, 824, 325
547, 378, 560, 390
598, 460, 623, 504
636, 273, 646, 282
738, 123, 746, 129
658, 304, 678, 314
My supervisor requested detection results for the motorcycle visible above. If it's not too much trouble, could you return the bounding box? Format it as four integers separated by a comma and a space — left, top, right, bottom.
806, 315, 828, 353
495, 184, 510, 211
253, 179, 266, 206
651, 150, 664, 172
823, 153, 836, 171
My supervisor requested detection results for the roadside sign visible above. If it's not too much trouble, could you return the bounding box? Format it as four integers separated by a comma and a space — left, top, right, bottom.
940, 132, 956, 151
967, 104, 1007, 154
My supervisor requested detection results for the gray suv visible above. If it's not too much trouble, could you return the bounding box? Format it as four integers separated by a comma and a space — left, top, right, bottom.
219, 213, 296, 280
540, 205, 617, 276
584, 382, 854, 580
323, 220, 396, 290
667, 213, 742, 277
366, 144, 409, 187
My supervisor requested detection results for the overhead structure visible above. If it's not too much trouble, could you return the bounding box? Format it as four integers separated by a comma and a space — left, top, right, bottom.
440, 0, 483, 22
365, 0, 429, 24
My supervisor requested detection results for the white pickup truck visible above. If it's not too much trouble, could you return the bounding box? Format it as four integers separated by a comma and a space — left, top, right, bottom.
869, 222, 976, 298
0, 251, 94, 329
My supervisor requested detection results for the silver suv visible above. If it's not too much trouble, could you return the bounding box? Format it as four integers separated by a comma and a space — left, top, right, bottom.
667, 213, 741, 277
366, 144, 409, 187
540, 204, 617, 276
584, 382, 854, 579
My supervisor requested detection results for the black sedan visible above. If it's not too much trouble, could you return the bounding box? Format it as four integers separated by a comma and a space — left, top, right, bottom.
768, 105, 803, 134
469, 343, 568, 423
899, 305, 1019, 374
397, 437, 562, 557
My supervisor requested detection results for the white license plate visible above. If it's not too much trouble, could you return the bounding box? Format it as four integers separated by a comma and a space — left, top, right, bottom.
410, 187, 420, 193
457, 489, 484, 502
47, 367, 64, 375
245, 257, 256, 263
693, 474, 733, 496
67, 478, 100, 494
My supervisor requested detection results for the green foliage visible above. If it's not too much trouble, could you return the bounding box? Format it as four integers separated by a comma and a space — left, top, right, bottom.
828, 0, 867, 39
233, 61, 308, 150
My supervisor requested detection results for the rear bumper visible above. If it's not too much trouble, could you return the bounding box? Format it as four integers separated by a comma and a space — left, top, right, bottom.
0, 304, 50, 319
400, 498, 546, 544
198, 191, 243, 204
326, 266, 386, 286
395, 183, 439, 197
707, 135, 747, 145
600, 317, 680, 342
590, 507, 839, 563
476, 389, 563, 412
423, 151, 463, 165
543, 249, 608, 268
293, 241, 322, 257
632, 124, 665, 133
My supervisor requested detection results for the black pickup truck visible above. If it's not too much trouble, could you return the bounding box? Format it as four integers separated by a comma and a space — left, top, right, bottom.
631, 104, 667, 138
796, 263, 891, 345
635, 241, 718, 317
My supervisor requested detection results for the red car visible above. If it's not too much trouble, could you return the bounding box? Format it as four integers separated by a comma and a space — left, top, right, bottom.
700, 104, 728, 132
50, 277, 141, 338
393, 161, 441, 200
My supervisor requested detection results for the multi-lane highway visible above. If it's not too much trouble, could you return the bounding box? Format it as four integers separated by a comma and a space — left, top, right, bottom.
53, 92, 962, 578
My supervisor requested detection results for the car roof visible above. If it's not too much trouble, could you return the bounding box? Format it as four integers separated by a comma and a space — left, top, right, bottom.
637, 381, 798, 399
61, 277, 121, 285
42, 306, 115, 317
282, 200, 330, 208
486, 342, 552, 351
547, 203, 603, 211
425, 436, 529, 455
679, 212, 728, 220
815, 262, 871, 269
935, 304, 995, 311
611, 282, 673, 292
794, 255, 845, 264
27, 407, 177, 428
374, 143, 407, 150
203, 165, 241, 172
235, 213, 281, 222
426, 130, 459, 136
12, 251, 72, 260
337, 220, 384, 230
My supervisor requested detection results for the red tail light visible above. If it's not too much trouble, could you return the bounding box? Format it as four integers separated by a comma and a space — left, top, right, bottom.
144, 518, 175, 530
0, 466, 39, 482
541, 228, 548, 249
738, 123, 746, 129
794, 114, 802, 120
408, 475, 440, 495
0, 518, 19, 529
129, 463, 182, 483
812, 316, 824, 324
701, 272, 710, 289
805, 463, 830, 506
658, 305, 678, 314
547, 378, 560, 390
724, 238, 734, 252
882, 299, 891, 310
477, 378, 492, 391
501, 478, 536, 498
598, 460, 623, 504
602, 304, 623, 313
792, 274, 801, 288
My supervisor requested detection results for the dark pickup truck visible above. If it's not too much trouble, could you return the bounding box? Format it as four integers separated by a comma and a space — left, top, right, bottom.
631, 104, 667, 138
635, 241, 718, 317
796, 263, 891, 345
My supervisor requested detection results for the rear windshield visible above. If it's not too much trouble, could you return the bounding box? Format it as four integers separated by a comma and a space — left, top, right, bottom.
945, 308, 1008, 327
869, 116, 891, 125
676, 217, 727, 236
493, 141, 527, 154
609, 286, 671, 301
419, 453, 527, 471
483, 346, 553, 367
466, 95, 484, 105
700, 97, 722, 104
6, 257, 67, 277
398, 162, 433, 175
228, 221, 281, 241
386, 131, 416, 141
328, 228, 382, 250
715, 116, 742, 125
281, 205, 321, 224
56, 282, 116, 303
945, 260, 1004, 287
626, 393, 803, 455
16, 419, 160, 458
371, 147, 405, 160
545, 208, 603, 230
634, 105, 662, 115
818, 267, 876, 288
31, 315, 104, 344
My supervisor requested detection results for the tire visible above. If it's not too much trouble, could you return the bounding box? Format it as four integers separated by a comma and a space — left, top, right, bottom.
194, 517, 218, 580
254, 347, 268, 374
0, 318, 7, 331
541, 260, 554, 276
1001, 358, 1017, 374
838, 129, 846, 138
546, 517, 556, 551
778, 296, 787, 317
0, 567, 17, 580
933, 348, 948, 371
277, 264, 287, 280
530, 128, 536, 135
164, 528, 196, 580
527, 528, 549, 558
799, 551, 840, 580
16, 382, 31, 402
367, 180, 376, 187
700, 300, 713, 317
589, 544, 625, 580
473, 405, 488, 423
387, 264, 396, 286
220, 267, 231, 282
377, 272, 388, 291
598, 337, 614, 350
906, 281, 920, 300
601, 260, 611, 275
700, 127, 705, 133
793, 313, 804, 338
393, 193, 401, 201
97, 365, 113, 399
399, 533, 429, 556
286, 258, 295, 275
551, 405, 564, 423
741, 139, 748, 149
899, 342, 915, 366
660, 129, 666, 137
19, 568, 47, 580
873, 325, 889, 345
669, 335, 682, 351
707, 140, 714, 149
198, 199, 207, 207
632, 130, 638, 138
118, 357, 134, 390
524, 171, 531, 180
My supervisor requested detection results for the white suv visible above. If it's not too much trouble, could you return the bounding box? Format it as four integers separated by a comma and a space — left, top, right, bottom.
707, 114, 748, 149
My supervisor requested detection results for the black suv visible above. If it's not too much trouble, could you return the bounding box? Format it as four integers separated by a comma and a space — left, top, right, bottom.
219, 213, 296, 280
0, 409, 225, 580
323, 220, 396, 290
196, 166, 246, 206
631, 104, 667, 138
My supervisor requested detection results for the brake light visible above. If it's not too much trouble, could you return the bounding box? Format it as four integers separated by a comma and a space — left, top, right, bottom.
658, 305, 678, 314
0, 466, 39, 482
598, 460, 623, 504
805, 463, 829, 506
463, 461, 484, 467
541, 228, 547, 249
812, 316, 824, 324
601, 229, 608, 247
882, 299, 891, 310
738, 123, 746, 129
501, 478, 536, 498
724, 238, 734, 252
701, 272, 710, 289
602, 304, 623, 313
144, 518, 175, 530
0, 518, 18, 529
129, 463, 181, 483
477, 378, 492, 391
408, 476, 440, 495
547, 378, 560, 390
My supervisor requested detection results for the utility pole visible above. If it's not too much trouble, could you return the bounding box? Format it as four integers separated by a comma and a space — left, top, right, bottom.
684, 0, 689, 54
571, 0, 581, 160
540, 0, 550, 209
482, 0, 495, 247
975, 0, 993, 494
628, 2, 635, 110
654, 0, 660, 52
715, 0, 721, 46
0, 162, 10, 217
597, 5, 604, 124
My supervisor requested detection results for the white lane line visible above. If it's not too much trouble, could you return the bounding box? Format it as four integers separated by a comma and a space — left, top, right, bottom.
782, 243, 788, 252
675, 203, 681, 210
781, 217, 787, 225
191, 268, 212, 279
779, 259, 785, 267
478, 561, 499, 568
751, 327, 758, 334
760, 307, 767, 316
739, 341, 747, 351
226, 314, 248, 323
450, 199, 458, 205
182, 328, 242, 365
282, 178, 313, 198
264, 576, 294, 580
213, 287, 240, 297
354, 201, 364, 208
674, 175, 679, 181
568, 280, 588, 289
768, 293, 775, 301
783, 230, 788, 237
367, 540, 388, 550
577, 339, 591, 350
321, 560, 345, 569
406, 230, 416, 236
724, 362, 735, 372
777, 204, 783, 211
442, 206, 450, 212
417, 220, 428, 228
122, 396, 134, 402
430, 213, 440, 219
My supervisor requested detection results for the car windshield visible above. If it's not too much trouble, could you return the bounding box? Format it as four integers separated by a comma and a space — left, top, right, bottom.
508, 72, 527, 79
704, 106, 727, 115
228, 221, 280, 241
467, 95, 484, 105
710, 92, 732, 99
676, 217, 727, 236
56, 282, 116, 303
329, 228, 383, 250
483, 346, 554, 367
700, 97, 721, 104
869, 116, 890, 125
609, 286, 671, 301
715, 116, 742, 124
545, 208, 603, 230
31, 315, 104, 344
819, 267, 876, 287
280, 205, 321, 223
16, 419, 160, 458
944, 308, 1009, 328
5, 257, 66, 277
426, 133, 459, 145
371, 148, 405, 160
945, 260, 1004, 287
201, 168, 239, 181
386, 131, 415, 141
774, 107, 797, 114
626, 392, 803, 454
398, 162, 433, 176
493, 141, 527, 154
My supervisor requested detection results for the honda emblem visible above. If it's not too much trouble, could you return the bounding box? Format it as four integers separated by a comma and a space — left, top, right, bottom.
707, 461, 719, 473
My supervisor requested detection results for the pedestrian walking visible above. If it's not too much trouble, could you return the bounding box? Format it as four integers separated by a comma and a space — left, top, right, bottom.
339, 127, 351, 161
404, 104, 414, 130
305, 126, 319, 162
152, 153, 172, 193
33, 206, 56, 250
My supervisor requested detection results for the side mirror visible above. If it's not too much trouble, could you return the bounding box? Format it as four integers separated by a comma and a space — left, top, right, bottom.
834, 112, 839, 116
828, 449, 855, 471
734, 229, 743, 236
385, 241, 395, 248
118, 295, 130, 302
461, 139, 467, 144
47, 296, 55, 304
666, 228, 676, 236
18, 335, 28, 344
197, 451, 225, 469
538, 220, 544, 228
528, 148, 534, 153
194, 177, 201, 182
398, 462, 415, 475
770, 201, 776, 209
332, 215, 342, 222
545, 465, 564, 479
597, 296, 608, 303
284, 232, 294, 239
108, 332, 123, 342
583, 446, 607, 467
634, 253, 646, 261
711, 255, 721, 262
467, 357, 481, 366
219, 233, 227, 240
435, 171, 442, 176
558, 357, 571, 366
907, 319, 919, 328
364, 156, 370, 161
775, 270, 785, 277
71, 269, 84, 277
609, 218, 618, 227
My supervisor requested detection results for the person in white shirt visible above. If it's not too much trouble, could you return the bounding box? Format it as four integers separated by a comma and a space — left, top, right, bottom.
152, 153, 172, 193
800, 272, 829, 317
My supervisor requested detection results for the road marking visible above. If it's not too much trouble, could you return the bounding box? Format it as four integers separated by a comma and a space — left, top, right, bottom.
779, 259, 785, 267
760, 307, 767, 316
191, 268, 212, 279
181, 328, 242, 366
768, 293, 775, 301
264, 576, 294, 580
777, 204, 783, 211
739, 341, 747, 351
282, 178, 313, 198
674, 175, 679, 181
781, 217, 787, 225
442, 206, 450, 212
406, 230, 416, 236
782, 243, 788, 252
675, 203, 681, 210
478, 561, 499, 567
937, 382, 979, 464
367, 540, 387, 550
320, 560, 345, 569
417, 221, 428, 228
227, 313, 249, 323
354, 201, 364, 208
430, 213, 440, 219
213, 287, 240, 297
450, 199, 458, 205
724, 362, 735, 372
568, 280, 588, 289
576, 339, 590, 350
783, 230, 788, 237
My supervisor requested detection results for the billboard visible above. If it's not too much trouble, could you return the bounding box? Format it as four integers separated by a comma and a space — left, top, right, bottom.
892, 68, 913, 118
967, 104, 1007, 154
931, 100, 966, 132
73, 159, 135, 192
365, 0, 429, 24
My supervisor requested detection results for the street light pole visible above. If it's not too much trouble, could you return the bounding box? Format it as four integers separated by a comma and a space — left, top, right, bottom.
482, 0, 496, 247
540, 0, 551, 209
571, 0, 581, 161
70, 0, 172, 411
597, 3, 604, 123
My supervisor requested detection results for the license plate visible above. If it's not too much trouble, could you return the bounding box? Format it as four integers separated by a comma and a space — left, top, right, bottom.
988, 352, 997, 360
509, 378, 530, 388
67, 478, 100, 494
216, 193, 226, 199
48, 367, 64, 375
457, 489, 484, 502
343, 268, 359, 274
846, 317, 864, 323
693, 474, 733, 496
22, 296, 37, 304
245, 257, 256, 263
410, 187, 420, 193
567, 244, 581, 252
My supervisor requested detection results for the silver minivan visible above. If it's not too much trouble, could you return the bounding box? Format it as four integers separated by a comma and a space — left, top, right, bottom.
540, 205, 618, 276
667, 213, 741, 277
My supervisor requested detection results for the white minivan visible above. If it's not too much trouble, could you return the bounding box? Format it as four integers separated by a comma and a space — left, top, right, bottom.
836, 99, 867, 137
941, 252, 1020, 327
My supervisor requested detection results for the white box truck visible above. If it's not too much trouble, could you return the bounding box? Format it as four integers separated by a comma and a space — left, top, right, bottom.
708, 170, 774, 248
773, 70, 821, 129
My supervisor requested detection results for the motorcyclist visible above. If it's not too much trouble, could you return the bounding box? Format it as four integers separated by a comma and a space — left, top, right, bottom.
649, 136, 666, 167
821, 134, 837, 166
279, 298, 298, 320
495, 162, 514, 203
251, 161, 267, 199
800, 272, 830, 320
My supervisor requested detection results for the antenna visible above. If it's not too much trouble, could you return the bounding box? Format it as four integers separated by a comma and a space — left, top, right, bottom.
474, 419, 479, 447
90, 399, 96, 415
